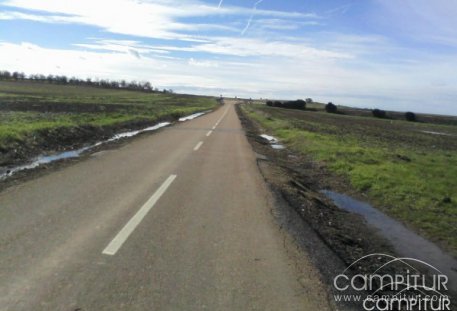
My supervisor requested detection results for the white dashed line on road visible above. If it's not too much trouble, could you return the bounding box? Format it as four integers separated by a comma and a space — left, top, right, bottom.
102, 174, 177, 256
194, 141, 204, 151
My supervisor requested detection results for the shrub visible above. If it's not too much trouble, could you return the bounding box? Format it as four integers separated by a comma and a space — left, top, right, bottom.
282, 99, 306, 110
325, 102, 337, 113
266, 101, 273, 106
372, 108, 387, 118
405, 111, 416, 122
269, 100, 306, 110
273, 101, 283, 107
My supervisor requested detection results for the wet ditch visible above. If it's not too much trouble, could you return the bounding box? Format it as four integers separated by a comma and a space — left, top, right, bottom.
0, 110, 210, 181
237, 104, 457, 306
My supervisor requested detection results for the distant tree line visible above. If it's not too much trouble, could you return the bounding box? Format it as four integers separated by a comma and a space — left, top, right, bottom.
266, 99, 306, 110
372, 108, 417, 121
265, 96, 418, 122
372, 108, 416, 121
0, 70, 173, 93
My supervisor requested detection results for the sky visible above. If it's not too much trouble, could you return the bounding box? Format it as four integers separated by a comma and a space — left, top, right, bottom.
0, 0, 456, 115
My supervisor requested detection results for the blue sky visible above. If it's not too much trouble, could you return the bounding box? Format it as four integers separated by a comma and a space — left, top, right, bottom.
0, 0, 456, 115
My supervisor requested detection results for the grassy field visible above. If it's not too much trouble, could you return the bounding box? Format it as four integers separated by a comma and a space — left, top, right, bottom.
242, 104, 457, 254
0, 81, 217, 162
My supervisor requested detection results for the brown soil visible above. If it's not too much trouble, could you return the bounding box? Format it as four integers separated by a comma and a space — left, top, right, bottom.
0, 101, 133, 113
0, 116, 178, 168
339, 106, 457, 126
259, 106, 457, 151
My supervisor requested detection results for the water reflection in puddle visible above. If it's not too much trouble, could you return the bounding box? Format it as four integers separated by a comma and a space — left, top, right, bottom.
179, 111, 208, 122
0, 122, 171, 180
1, 110, 211, 180
260, 134, 278, 143
259, 134, 286, 150
322, 190, 457, 290
421, 130, 454, 136
271, 144, 285, 150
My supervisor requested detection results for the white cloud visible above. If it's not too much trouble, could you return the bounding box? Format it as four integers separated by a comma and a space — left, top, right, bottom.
188, 58, 218, 67
252, 19, 321, 31
1, 0, 456, 115
128, 49, 141, 59
73, 39, 169, 56
1, 41, 456, 114
0, 10, 83, 24
2, 0, 318, 40
373, 0, 457, 47
151, 36, 352, 60
325, 3, 353, 16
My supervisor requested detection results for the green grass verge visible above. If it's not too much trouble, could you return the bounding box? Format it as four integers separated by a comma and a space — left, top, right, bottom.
0, 81, 217, 148
242, 104, 457, 254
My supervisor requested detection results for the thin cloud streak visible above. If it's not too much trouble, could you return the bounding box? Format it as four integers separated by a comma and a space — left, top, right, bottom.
1, 0, 456, 115
2, 41, 455, 115
3, 0, 314, 41
326, 3, 353, 16
241, 0, 264, 35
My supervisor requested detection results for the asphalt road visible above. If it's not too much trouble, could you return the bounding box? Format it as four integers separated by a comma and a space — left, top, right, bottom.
0, 101, 329, 310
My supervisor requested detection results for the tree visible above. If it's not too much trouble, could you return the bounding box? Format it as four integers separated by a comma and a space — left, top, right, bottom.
405, 111, 416, 122
12, 72, 23, 80
325, 102, 337, 113
47, 75, 55, 83
305, 98, 313, 104
273, 101, 283, 107
142, 81, 152, 91
283, 99, 306, 110
0, 69, 159, 93
372, 108, 387, 118
0, 70, 11, 79
56, 75, 68, 84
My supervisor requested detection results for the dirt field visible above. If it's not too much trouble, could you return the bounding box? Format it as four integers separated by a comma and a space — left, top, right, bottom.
0, 81, 218, 167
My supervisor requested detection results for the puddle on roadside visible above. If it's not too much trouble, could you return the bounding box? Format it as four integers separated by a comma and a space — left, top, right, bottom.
259, 134, 286, 150
106, 122, 171, 142
322, 190, 457, 290
0, 122, 171, 180
0, 148, 88, 180
1, 109, 209, 180
421, 130, 454, 136
260, 134, 278, 143
271, 144, 285, 150
178, 111, 209, 122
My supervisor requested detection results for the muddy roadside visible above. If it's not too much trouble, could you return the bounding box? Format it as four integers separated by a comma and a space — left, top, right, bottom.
0, 107, 219, 192
236, 104, 457, 309
0, 116, 176, 167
